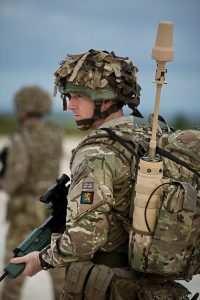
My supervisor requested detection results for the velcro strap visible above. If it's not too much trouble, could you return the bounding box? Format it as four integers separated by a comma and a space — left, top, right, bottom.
64, 261, 94, 299
84, 264, 114, 300
135, 184, 161, 195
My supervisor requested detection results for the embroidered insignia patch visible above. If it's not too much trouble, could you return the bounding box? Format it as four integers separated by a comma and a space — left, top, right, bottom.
82, 182, 94, 189
81, 191, 94, 204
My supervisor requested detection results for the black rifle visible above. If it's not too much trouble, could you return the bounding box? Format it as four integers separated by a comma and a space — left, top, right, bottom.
0, 173, 70, 281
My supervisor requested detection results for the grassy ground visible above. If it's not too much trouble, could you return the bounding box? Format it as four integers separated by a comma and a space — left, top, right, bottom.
0, 113, 86, 137
0, 113, 199, 135
0, 114, 18, 135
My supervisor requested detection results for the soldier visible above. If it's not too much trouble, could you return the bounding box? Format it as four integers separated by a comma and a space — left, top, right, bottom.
9, 51, 191, 299
0, 86, 65, 300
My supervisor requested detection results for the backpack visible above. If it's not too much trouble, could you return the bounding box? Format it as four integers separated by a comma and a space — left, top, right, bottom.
102, 125, 200, 281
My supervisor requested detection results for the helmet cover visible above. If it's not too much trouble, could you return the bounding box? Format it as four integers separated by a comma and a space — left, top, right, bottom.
54, 49, 141, 112
14, 86, 52, 115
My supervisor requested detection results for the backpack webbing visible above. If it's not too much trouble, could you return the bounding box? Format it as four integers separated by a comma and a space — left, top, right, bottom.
101, 127, 200, 178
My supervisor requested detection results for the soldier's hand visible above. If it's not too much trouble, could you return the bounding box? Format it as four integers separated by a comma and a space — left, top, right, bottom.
10, 251, 42, 277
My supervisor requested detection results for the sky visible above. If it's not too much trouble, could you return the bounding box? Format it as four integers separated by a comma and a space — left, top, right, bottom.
0, 0, 200, 122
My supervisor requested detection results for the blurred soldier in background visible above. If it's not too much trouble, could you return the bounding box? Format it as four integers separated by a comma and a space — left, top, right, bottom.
0, 86, 65, 300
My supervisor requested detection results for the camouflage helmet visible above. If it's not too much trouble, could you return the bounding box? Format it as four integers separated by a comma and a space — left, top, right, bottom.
54, 49, 141, 114
53, 50, 142, 129
14, 85, 52, 115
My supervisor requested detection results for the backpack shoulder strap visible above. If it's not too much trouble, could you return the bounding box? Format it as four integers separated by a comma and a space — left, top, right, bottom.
101, 127, 200, 178
156, 146, 200, 178
101, 127, 140, 161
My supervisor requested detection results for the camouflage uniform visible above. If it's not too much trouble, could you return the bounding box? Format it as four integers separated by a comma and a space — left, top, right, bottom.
0, 87, 65, 300
41, 116, 190, 300
37, 50, 191, 299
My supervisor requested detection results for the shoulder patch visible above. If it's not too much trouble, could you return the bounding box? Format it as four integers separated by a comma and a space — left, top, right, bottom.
81, 191, 94, 204
82, 181, 94, 189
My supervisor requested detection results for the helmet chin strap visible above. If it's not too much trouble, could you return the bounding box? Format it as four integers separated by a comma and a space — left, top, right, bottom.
75, 101, 123, 130
75, 118, 94, 130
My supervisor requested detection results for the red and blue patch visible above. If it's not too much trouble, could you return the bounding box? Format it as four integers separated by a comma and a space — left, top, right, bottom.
81, 191, 94, 205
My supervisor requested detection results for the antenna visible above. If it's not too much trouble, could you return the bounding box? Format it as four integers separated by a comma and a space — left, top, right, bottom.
131, 21, 175, 238
148, 21, 174, 159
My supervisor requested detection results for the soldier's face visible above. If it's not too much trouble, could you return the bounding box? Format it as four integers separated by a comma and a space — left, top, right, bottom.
68, 92, 95, 127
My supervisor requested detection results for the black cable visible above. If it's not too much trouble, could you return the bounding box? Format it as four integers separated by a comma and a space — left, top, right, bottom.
144, 181, 179, 233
